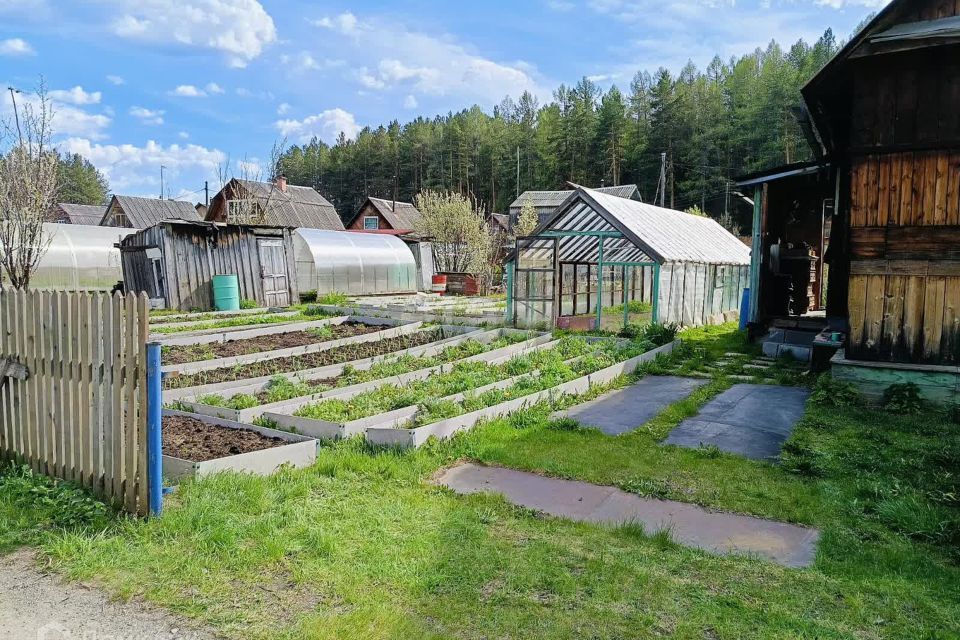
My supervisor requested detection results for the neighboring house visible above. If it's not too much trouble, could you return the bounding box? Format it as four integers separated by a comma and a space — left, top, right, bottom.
508, 184, 642, 227
205, 176, 343, 230
53, 203, 107, 226
486, 213, 511, 235
194, 202, 208, 219
347, 197, 422, 233
100, 195, 200, 229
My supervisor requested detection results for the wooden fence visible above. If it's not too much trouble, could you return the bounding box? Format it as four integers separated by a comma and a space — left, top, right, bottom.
0, 290, 151, 515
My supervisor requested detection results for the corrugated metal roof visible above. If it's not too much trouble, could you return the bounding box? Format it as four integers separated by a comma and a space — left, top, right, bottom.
367, 197, 422, 230
55, 203, 107, 225
236, 179, 343, 230
107, 196, 200, 228
508, 184, 640, 211
522, 187, 750, 266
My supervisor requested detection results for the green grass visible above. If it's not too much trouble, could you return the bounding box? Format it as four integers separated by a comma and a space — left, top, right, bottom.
2, 324, 958, 639
150, 311, 323, 334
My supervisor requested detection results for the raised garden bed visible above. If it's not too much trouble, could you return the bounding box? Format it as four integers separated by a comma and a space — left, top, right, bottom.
365, 340, 678, 448
149, 310, 326, 335
164, 326, 445, 389
161, 317, 416, 376
171, 329, 549, 422
161, 410, 316, 482
162, 321, 381, 365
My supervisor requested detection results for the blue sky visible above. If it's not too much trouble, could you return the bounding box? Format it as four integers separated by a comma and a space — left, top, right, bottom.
0, 0, 886, 201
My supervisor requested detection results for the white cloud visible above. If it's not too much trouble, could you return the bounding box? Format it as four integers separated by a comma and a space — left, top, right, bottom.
274, 108, 361, 144
546, 0, 575, 10
108, 0, 277, 68
279, 51, 345, 73
2, 90, 110, 139
171, 84, 205, 97
0, 38, 34, 56
49, 86, 102, 105
311, 13, 546, 104
178, 131, 190, 139
205, 82, 224, 95
129, 106, 164, 125
403, 94, 418, 109
276, 102, 291, 115
106, 74, 125, 86
61, 137, 226, 195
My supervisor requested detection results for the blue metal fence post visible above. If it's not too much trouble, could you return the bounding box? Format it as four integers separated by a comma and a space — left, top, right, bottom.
146, 342, 163, 516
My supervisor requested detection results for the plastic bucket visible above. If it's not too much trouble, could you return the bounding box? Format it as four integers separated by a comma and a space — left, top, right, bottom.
212, 274, 241, 311
431, 274, 447, 294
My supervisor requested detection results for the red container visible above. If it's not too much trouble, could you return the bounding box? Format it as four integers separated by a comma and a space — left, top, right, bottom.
431, 274, 448, 294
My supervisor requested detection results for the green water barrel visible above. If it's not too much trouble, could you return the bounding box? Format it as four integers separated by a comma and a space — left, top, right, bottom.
211, 274, 240, 311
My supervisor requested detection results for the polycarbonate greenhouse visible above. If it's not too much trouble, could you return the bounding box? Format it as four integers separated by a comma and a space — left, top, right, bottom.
27, 223, 134, 291
292, 228, 420, 296
507, 187, 751, 330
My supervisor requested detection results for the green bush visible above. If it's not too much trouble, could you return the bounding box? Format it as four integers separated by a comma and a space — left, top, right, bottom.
883, 382, 924, 415
621, 322, 679, 346
299, 290, 318, 303
0, 463, 111, 539
316, 291, 349, 306
811, 374, 861, 408
239, 298, 258, 309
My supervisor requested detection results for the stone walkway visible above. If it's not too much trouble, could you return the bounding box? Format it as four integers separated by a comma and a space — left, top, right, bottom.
553, 375, 708, 435
664, 384, 810, 461
0, 550, 215, 640
437, 463, 819, 568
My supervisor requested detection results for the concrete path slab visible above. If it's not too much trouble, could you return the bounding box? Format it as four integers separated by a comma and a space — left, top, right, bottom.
437, 463, 818, 568
553, 376, 708, 435
664, 384, 810, 461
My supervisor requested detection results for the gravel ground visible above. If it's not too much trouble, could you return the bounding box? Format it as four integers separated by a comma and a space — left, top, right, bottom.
0, 550, 216, 639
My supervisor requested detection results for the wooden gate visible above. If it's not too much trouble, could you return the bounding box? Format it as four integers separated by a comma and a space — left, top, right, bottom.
257, 238, 290, 307
0, 290, 151, 515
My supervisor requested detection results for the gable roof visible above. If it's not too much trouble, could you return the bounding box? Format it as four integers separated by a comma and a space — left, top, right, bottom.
508, 184, 641, 211
232, 179, 343, 230
56, 203, 107, 225
104, 196, 200, 228
350, 197, 422, 230
532, 187, 750, 266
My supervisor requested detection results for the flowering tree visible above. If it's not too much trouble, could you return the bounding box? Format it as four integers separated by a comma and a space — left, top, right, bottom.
514, 196, 538, 237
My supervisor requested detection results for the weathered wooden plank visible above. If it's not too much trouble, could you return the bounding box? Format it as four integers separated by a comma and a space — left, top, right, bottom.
922, 277, 946, 361
78, 293, 92, 488
942, 276, 960, 364
866, 155, 880, 227
902, 276, 926, 361
948, 153, 960, 226
877, 154, 891, 226
887, 153, 902, 226
863, 275, 885, 357
136, 294, 149, 515
123, 293, 138, 513
881, 275, 905, 360
894, 68, 918, 146
93, 293, 106, 493
934, 153, 949, 226
111, 292, 124, 504
848, 275, 868, 353
898, 151, 914, 226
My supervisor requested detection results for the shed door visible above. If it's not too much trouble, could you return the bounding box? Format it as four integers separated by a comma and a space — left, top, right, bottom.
257, 238, 290, 307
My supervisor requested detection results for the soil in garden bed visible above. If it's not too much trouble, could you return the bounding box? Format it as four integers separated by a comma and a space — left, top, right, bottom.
165, 329, 445, 389
162, 322, 382, 365
162, 414, 287, 461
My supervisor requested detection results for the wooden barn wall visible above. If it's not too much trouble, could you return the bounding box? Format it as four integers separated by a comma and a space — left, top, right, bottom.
159, 227, 297, 311
844, 48, 960, 364
119, 226, 163, 298
656, 262, 748, 326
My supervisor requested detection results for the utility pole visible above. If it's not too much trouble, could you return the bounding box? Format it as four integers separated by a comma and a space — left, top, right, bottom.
658, 152, 666, 208
204, 180, 209, 207
7, 87, 22, 143
160, 165, 166, 200
516, 146, 520, 199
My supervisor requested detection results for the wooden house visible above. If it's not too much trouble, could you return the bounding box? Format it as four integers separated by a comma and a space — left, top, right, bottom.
738, 0, 960, 402
53, 202, 107, 226
100, 195, 201, 229
205, 176, 343, 230
346, 197, 422, 233
119, 220, 298, 310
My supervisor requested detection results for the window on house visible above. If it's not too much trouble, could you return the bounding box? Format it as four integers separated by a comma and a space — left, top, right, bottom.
227, 199, 261, 224
363, 216, 379, 230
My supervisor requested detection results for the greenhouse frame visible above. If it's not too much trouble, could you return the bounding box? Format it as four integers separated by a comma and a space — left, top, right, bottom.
24, 223, 134, 291
506, 187, 751, 330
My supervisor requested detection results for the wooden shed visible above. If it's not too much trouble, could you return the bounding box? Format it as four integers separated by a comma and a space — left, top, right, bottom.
738, 0, 960, 401
119, 220, 298, 310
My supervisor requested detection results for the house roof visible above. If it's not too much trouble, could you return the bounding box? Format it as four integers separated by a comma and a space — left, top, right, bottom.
104, 196, 200, 228
733, 161, 829, 188
526, 187, 750, 266
508, 184, 640, 211
56, 203, 106, 225
231, 179, 343, 230
487, 213, 510, 231
350, 197, 422, 230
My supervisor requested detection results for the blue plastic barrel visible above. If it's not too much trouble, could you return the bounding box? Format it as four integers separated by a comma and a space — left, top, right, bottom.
739, 287, 750, 330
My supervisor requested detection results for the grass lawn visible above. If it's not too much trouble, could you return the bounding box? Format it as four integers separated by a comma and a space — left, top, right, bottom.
1, 324, 958, 639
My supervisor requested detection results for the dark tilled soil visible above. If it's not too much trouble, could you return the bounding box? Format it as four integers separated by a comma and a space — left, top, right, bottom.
163, 414, 287, 461
166, 329, 444, 389
162, 322, 382, 365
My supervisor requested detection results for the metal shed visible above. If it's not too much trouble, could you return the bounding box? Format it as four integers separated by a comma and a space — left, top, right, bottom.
507, 187, 751, 329
21, 223, 134, 291
119, 220, 298, 310
292, 229, 420, 296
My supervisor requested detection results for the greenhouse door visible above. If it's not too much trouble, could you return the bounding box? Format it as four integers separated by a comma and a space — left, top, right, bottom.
257, 238, 290, 307
512, 236, 558, 328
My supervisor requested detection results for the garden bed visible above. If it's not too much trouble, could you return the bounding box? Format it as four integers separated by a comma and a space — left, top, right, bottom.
162, 321, 380, 365
365, 340, 678, 448
161, 318, 416, 376
171, 329, 550, 422
161, 410, 316, 482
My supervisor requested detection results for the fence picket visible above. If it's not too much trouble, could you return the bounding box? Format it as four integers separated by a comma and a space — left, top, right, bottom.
136, 293, 149, 515
111, 292, 124, 505
78, 294, 92, 488
123, 293, 137, 512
